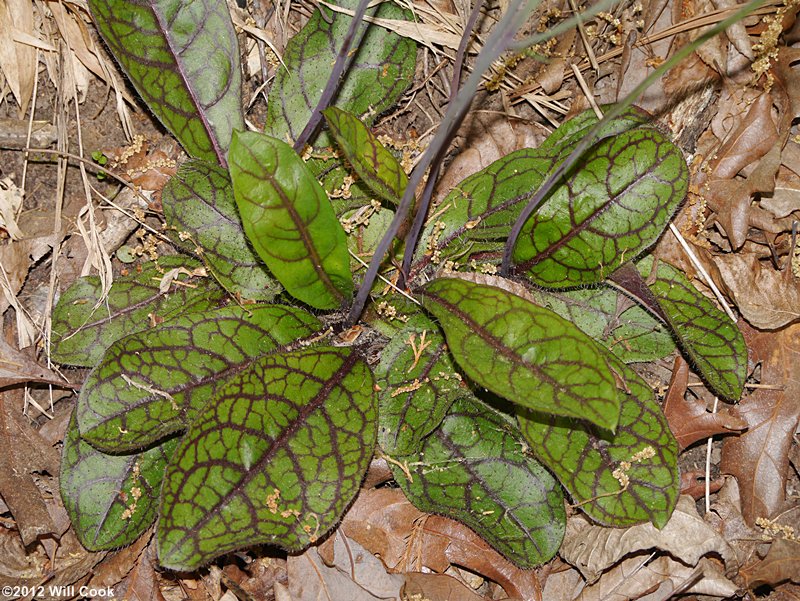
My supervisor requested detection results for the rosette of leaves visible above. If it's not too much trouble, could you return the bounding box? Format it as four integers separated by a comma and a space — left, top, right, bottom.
57, 0, 749, 574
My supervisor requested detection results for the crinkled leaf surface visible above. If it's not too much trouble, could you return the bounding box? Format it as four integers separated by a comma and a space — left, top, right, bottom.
229, 131, 353, 309
638, 257, 747, 400
518, 357, 679, 528
263, 0, 415, 147
513, 128, 688, 287
527, 286, 676, 363
390, 397, 565, 567
323, 107, 407, 204
372, 303, 464, 456
78, 305, 321, 452
60, 411, 178, 551
51, 257, 223, 367
418, 275, 621, 430
87, 0, 243, 164
162, 160, 281, 301
157, 346, 377, 571
537, 105, 654, 153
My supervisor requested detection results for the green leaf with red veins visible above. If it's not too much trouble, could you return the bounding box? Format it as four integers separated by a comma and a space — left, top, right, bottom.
518, 357, 680, 528
87, 0, 243, 164
512, 128, 688, 287
263, 0, 415, 148
323, 107, 408, 205
162, 160, 282, 301
638, 257, 747, 400
51, 257, 224, 367
157, 347, 377, 571
417, 275, 621, 431
77, 305, 321, 453
60, 411, 179, 551
389, 397, 565, 567
229, 131, 353, 309
372, 305, 465, 456
536, 105, 655, 153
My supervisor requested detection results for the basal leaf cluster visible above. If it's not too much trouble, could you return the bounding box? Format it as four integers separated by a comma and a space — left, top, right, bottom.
56, 0, 747, 573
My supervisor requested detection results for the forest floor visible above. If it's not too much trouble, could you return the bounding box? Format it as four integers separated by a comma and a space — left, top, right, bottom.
0, 0, 799, 599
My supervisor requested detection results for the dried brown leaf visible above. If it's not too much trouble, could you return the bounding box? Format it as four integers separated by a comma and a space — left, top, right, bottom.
560, 496, 738, 583
575, 556, 738, 601
713, 253, 800, 329
680, 469, 724, 500
341, 488, 541, 601
401, 572, 488, 601
741, 538, 800, 588
0, 338, 68, 388
89, 529, 153, 590
0, 0, 36, 113
663, 357, 747, 450
113, 543, 165, 601
286, 532, 404, 601
762, 178, 800, 218
721, 322, 800, 525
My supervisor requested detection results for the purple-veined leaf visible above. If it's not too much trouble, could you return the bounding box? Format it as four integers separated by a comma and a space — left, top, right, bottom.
77, 305, 321, 452
60, 411, 178, 550
389, 397, 565, 567
229, 131, 353, 309
162, 160, 282, 301
157, 347, 377, 570
417, 274, 621, 430
51, 257, 224, 367
87, 0, 244, 165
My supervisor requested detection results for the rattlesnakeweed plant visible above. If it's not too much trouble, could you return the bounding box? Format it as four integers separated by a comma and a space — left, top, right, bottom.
52, 0, 757, 570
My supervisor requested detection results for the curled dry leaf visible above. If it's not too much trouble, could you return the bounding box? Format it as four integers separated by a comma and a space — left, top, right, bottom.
740, 538, 800, 589
0, 338, 68, 388
713, 252, 800, 330
575, 556, 738, 601
341, 488, 541, 601
401, 573, 488, 601
286, 532, 404, 601
662, 357, 747, 450
560, 496, 739, 583
721, 322, 800, 525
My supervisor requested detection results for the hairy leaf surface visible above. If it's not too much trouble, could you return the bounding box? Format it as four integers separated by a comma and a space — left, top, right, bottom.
372, 304, 464, 455
527, 286, 676, 363
519, 358, 679, 528
51, 257, 223, 367
323, 107, 407, 204
638, 257, 747, 400
230, 132, 353, 309
513, 128, 688, 287
78, 305, 321, 452
157, 347, 377, 571
60, 412, 178, 550
163, 160, 281, 300
418, 275, 621, 430
390, 398, 565, 567
87, 0, 243, 164
264, 0, 415, 147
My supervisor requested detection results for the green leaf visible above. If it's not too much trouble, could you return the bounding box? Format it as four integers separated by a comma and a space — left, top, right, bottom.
323, 107, 408, 204
373, 305, 464, 455
512, 127, 689, 287
157, 347, 377, 571
537, 105, 654, 153
264, 0, 416, 148
518, 358, 680, 528
527, 286, 677, 363
60, 411, 178, 551
229, 131, 353, 309
638, 257, 747, 400
390, 398, 565, 567
51, 257, 224, 367
77, 305, 321, 452
162, 160, 282, 301
418, 274, 621, 430
411, 148, 557, 274
87, 0, 243, 164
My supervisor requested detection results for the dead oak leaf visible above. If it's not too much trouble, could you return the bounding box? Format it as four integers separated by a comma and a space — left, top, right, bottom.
720, 322, 800, 525
663, 356, 747, 450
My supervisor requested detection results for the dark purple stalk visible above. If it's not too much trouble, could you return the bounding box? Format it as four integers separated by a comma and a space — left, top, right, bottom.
293, 0, 373, 152
398, 0, 486, 285
606, 262, 669, 325
345, 0, 538, 327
